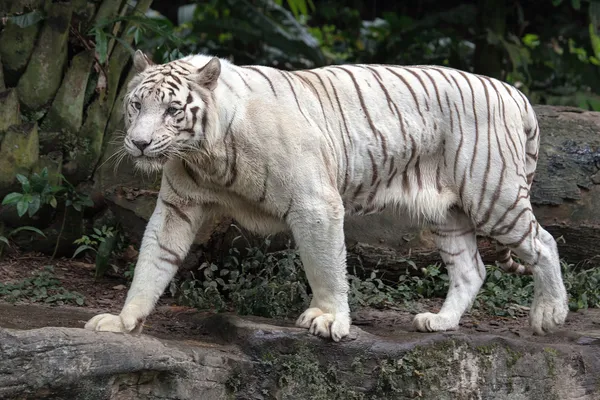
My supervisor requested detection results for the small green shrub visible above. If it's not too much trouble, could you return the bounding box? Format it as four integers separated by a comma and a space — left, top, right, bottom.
1, 168, 60, 217
0, 225, 46, 259
172, 235, 600, 318
562, 261, 600, 310
73, 225, 126, 279
171, 239, 310, 318
124, 262, 136, 282
0, 266, 85, 306
473, 265, 535, 317
1, 168, 94, 259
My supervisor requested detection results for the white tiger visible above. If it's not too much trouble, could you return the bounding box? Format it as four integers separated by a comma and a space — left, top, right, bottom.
85, 50, 569, 341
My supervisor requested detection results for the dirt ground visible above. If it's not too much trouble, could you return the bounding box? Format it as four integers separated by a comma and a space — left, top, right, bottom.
1, 253, 599, 345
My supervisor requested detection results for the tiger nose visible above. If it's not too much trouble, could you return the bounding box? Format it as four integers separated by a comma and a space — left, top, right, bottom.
132, 139, 152, 152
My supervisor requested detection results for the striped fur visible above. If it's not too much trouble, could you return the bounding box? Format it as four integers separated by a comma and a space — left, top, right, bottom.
85, 50, 569, 341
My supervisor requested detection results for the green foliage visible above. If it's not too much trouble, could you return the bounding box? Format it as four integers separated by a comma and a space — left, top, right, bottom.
0, 266, 85, 306
172, 234, 600, 319
0, 225, 46, 259
172, 238, 309, 318
172, 0, 325, 68
73, 225, 118, 258
274, 0, 315, 18
2, 168, 61, 218
73, 225, 124, 280
562, 261, 600, 310
124, 262, 136, 282
473, 265, 535, 317
347, 264, 449, 310
1, 168, 93, 217
1, 168, 94, 259
89, 13, 185, 64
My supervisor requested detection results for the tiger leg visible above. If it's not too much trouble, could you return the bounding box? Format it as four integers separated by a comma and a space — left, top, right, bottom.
413, 209, 485, 332
85, 198, 209, 333
289, 192, 351, 342
489, 211, 568, 335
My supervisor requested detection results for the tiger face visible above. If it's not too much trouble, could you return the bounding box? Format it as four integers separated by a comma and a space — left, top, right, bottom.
123, 50, 221, 172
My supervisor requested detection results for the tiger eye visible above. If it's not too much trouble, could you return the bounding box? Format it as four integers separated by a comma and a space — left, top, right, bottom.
166, 107, 178, 116
132, 101, 141, 110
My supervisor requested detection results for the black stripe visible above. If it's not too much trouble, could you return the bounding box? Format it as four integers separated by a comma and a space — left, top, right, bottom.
334, 66, 388, 164
244, 66, 277, 96
161, 197, 192, 225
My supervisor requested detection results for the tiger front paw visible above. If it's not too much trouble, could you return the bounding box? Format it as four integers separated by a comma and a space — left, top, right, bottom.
413, 312, 459, 332
84, 312, 143, 334
296, 307, 350, 342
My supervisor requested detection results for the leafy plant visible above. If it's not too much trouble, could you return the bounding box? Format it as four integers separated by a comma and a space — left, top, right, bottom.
89, 13, 185, 64
1, 168, 94, 259
171, 232, 600, 320
0, 226, 46, 259
73, 225, 123, 279
124, 262, 136, 282
1, 168, 60, 218
171, 236, 309, 318
562, 261, 600, 310
0, 266, 85, 306
473, 265, 535, 317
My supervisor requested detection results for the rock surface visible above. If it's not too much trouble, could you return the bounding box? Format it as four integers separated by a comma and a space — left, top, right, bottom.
1, 304, 599, 400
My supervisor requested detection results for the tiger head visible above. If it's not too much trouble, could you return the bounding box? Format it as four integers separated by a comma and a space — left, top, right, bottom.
123, 50, 221, 172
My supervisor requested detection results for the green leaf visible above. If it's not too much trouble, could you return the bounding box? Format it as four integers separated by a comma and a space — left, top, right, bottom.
134, 27, 142, 45
9, 226, 46, 238
0, 236, 9, 246
28, 195, 41, 217
16, 174, 30, 192
72, 245, 97, 258
8, 10, 45, 28
2, 192, 22, 206
16, 200, 28, 217
95, 29, 108, 64
95, 233, 118, 279
49, 197, 58, 208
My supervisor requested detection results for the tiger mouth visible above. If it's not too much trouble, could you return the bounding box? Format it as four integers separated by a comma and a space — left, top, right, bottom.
135, 154, 168, 163
132, 154, 169, 172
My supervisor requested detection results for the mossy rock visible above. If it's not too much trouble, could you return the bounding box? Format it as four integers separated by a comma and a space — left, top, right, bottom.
0, 122, 39, 194
34, 151, 63, 186
0, 55, 5, 90
0, 0, 44, 15
0, 89, 20, 132
0, 19, 41, 87
41, 49, 95, 134
16, 2, 72, 113
62, 98, 109, 184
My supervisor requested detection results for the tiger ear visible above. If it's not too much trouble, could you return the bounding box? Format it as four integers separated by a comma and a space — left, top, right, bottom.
133, 49, 154, 73
192, 57, 221, 90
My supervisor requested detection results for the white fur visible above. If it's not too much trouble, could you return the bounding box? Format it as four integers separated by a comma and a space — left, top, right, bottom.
85, 53, 569, 340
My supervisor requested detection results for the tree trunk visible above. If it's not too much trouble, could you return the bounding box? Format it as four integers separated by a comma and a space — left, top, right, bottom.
0, 0, 153, 256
